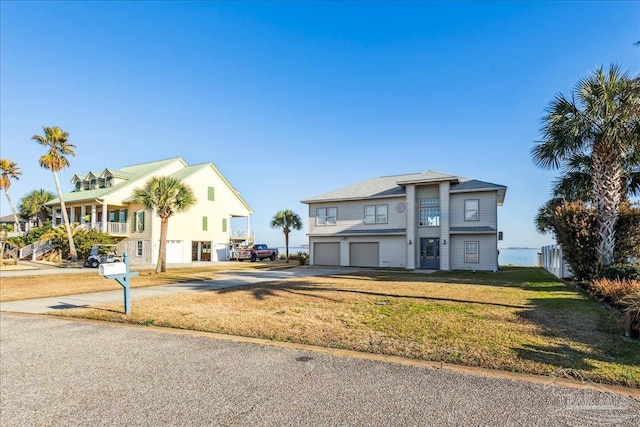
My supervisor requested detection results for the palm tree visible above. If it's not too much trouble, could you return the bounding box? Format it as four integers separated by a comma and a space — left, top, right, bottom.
132, 176, 196, 273
270, 209, 303, 263
32, 126, 78, 261
531, 64, 640, 270
0, 159, 22, 234
19, 189, 56, 227
551, 152, 640, 202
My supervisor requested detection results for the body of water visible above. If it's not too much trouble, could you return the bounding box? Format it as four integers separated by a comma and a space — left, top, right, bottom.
498, 248, 540, 267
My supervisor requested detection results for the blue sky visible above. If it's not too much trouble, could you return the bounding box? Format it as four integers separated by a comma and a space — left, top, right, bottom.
1, 1, 639, 249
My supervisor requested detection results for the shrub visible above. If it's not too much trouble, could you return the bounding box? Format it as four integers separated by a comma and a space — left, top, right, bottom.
297, 251, 309, 266
602, 263, 640, 281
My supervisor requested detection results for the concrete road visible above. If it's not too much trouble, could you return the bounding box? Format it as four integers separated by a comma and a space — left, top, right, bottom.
1, 314, 639, 426
0, 267, 358, 314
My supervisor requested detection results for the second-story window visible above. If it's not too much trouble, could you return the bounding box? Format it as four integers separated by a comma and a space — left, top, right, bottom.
364, 205, 388, 224
316, 207, 337, 225
465, 199, 479, 221
419, 198, 440, 227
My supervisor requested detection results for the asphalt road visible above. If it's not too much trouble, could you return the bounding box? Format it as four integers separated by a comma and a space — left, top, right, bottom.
1, 314, 639, 426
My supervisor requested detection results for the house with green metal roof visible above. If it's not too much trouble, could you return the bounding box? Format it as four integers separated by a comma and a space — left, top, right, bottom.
301, 171, 506, 271
46, 157, 253, 265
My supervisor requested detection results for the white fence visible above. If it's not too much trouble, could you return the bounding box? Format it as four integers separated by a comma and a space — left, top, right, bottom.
540, 244, 573, 279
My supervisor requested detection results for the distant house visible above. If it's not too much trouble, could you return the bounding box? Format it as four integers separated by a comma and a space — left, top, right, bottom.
45, 157, 253, 265
301, 171, 506, 271
0, 214, 32, 236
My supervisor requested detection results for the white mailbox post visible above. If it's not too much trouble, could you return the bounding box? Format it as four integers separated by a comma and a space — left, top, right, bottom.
98, 253, 139, 314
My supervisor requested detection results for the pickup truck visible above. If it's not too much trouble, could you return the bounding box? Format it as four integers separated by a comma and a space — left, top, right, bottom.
236, 244, 279, 262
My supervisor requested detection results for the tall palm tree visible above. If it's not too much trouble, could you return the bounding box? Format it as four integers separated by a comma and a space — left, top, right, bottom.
132, 176, 196, 273
32, 126, 78, 261
531, 64, 640, 270
0, 159, 22, 234
270, 209, 303, 263
551, 152, 640, 202
19, 189, 56, 227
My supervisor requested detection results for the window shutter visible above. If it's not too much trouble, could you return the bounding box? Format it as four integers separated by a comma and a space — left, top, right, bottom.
202, 216, 208, 231
208, 187, 215, 201
222, 218, 227, 232
133, 212, 137, 232
141, 212, 145, 232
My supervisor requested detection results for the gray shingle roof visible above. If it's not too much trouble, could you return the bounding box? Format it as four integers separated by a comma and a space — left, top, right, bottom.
302, 171, 506, 204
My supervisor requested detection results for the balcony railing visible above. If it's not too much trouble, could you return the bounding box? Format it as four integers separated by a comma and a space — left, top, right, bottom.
74, 222, 129, 235
230, 229, 255, 240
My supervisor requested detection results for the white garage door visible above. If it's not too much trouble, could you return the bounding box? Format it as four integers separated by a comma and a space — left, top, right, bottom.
349, 242, 379, 267
166, 240, 184, 263
314, 243, 340, 266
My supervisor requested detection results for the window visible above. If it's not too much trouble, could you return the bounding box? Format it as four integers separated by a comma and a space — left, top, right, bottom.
202, 216, 208, 231
119, 209, 127, 223
364, 205, 388, 224
90, 179, 97, 190
222, 218, 227, 232
75, 182, 82, 191
134, 210, 145, 233
465, 199, 479, 221
465, 242, 479, 263
136, 241, 143, 257
106, 176, 113, 187
419, 198, 440, 227
108, 210, 116, 222
207, 187, 215, 201
316, 207, 337, 225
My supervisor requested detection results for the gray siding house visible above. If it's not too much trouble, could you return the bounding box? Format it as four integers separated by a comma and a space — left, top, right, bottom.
301, 171, 506, 271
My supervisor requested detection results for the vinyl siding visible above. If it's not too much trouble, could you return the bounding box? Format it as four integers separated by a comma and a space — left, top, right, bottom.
307, 197, 406, 236
449, 235, 498, 271
449, 192, 498, 229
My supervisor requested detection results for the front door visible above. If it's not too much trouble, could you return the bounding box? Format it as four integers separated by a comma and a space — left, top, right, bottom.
420, 238, 440, 269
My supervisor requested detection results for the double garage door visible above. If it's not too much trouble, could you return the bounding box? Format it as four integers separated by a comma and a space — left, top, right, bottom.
313, 242, 379, 267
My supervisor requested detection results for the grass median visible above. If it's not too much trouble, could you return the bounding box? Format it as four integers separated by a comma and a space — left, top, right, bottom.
47, 266, 639, 388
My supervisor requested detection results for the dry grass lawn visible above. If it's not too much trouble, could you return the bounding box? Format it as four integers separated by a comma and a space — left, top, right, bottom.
0, 262, 286, 302
52, 267, 640, 388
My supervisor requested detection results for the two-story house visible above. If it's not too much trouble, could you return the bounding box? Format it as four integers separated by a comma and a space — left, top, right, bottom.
301, 171, 506, 271
45, 157, 253, 265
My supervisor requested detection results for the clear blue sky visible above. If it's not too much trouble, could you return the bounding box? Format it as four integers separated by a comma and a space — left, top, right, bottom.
1, 1, 639, 249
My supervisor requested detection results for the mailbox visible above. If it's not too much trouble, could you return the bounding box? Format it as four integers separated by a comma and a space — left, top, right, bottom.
99, 262, 127, 276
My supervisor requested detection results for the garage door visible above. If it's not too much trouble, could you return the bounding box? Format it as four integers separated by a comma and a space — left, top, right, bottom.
314, 243, 340, 266
349, 242, 379, 267
166, 240, 184, 263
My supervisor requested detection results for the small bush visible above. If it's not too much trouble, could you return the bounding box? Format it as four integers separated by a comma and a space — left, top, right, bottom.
297, 251, 309, 265
602, 263, 640, 281
590, 277, 640, 302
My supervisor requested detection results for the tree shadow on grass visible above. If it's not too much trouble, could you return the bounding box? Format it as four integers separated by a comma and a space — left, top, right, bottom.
213, 279, 532, 309
512, 294, 640, 384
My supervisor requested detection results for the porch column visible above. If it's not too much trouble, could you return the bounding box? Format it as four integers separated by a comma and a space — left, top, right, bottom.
101, 201, 108, 233
80, 206, 86, 225
52, 208, 57, 227
439, 181, 451, 271
91, 205, 97, 229
406, 184, 416, 269
70, 206, 75, 225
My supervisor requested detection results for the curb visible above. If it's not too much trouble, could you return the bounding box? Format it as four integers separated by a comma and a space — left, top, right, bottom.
3, 311, 639, 399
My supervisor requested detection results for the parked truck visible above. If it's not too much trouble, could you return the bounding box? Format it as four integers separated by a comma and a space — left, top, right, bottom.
236, 244, 278, 262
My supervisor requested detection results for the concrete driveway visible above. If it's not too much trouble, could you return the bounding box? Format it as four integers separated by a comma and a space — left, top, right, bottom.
2, 314, 639, 426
